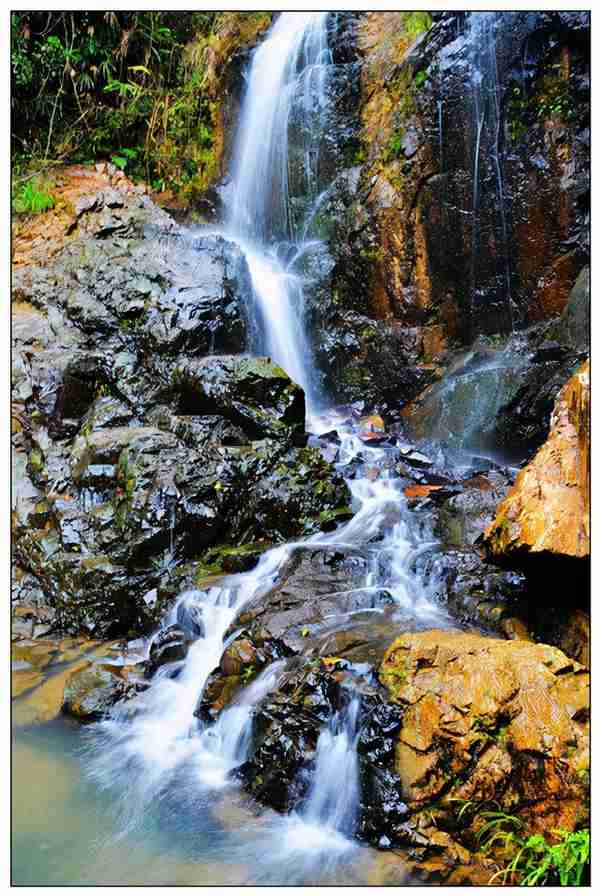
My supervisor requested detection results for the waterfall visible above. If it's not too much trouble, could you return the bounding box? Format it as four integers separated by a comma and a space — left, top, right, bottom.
228, 12, 330, 242
301, 696, 361, 835
467, 12, 514, 334
84, 13, 447, 852
223, 12, 333, 410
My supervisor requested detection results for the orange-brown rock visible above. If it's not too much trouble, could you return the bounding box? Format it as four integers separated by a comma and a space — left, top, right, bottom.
558, 608, 590, 668
380, 630, 589, 840
11, 165, 147, 270
404, 484, 443, 499
483, 360, 589, 562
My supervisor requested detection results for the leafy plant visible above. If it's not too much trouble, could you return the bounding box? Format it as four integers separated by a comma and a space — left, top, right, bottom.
12, 178, 55, 214
110, 146, 140, 171
387, 131, 405, 160
477, 810, 523, 854
11, 11, 223, 192
490, 828, 590, 886
241, 664, 257, 684
402, 12, 433, 37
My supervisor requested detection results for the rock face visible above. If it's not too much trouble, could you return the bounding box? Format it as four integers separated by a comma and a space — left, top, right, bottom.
11, 174, 350, 638
380, 630, 589, 844
484, 360, 589, 564
302, 11, 589, 409
402, 323, 586, 463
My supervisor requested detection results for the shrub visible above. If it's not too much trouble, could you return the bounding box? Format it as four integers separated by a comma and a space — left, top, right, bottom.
12, 178, 55, 214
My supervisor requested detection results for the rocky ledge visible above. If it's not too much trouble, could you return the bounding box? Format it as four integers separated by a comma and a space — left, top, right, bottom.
12, 171, 349, 638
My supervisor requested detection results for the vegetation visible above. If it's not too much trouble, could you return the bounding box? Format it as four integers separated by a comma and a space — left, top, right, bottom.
12, 177, 55, 214
507, 70, 575, 144
402, 12, 433, 37
469, 808, 590, 886
10, 12, 235, 200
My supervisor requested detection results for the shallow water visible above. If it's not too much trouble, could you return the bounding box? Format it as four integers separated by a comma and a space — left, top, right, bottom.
12, 717, 395, 885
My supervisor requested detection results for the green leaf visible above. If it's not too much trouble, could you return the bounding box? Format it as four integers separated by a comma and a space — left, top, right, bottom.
111, 155, 128, 171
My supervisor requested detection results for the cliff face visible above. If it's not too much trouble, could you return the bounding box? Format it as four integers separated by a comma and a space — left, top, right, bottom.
328, 11, 589, 353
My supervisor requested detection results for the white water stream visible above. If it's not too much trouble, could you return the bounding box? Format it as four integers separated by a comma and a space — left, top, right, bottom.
87, 12, 447, 854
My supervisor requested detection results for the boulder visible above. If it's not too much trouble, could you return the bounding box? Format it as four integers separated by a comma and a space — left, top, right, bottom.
380, 630, 589, 841
170, 355, 305, 441
484, 360, 589, 564
236, 658, 361, 813
62, 662, 146, 721
553, 265, 590, 353
433, 471, 512, 547
146, 625, 189, 672
196, 624, 294, 722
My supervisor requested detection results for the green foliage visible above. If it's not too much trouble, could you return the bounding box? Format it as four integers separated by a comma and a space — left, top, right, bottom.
535, 76, 574, 121
402, 12, 433, 37
387, 131, 405, 160
471, 808, 590, 886
241, 664, 257, 684
11, 11, 223, 195
507, 72, 575, 144
110, 147, 140, 172
413, 69, 428, 88
490, 829, 590, 887
12, 178, 55, 214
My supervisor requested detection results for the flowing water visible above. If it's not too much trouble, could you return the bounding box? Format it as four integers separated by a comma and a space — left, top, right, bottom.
467, 11, 514, 333
225, 10, 333, 410
13, 12, 453, 884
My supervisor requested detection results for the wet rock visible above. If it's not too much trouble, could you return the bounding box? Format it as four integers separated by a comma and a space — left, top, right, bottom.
142, 234, 253, 355
81, 396, 135, 432
170, 355, 305, 442
399, 448, 433, 469
235, 659, 347, 812
552, 265, 590, 353
484, 361, 589, 566
425, 546, 527, 632
13, 209, 350, 640
62, 662, 145, 721
434, 471, 512, 546
147, 625, 188, 671
247, 446, 351, 539
313, 310, 440, 411
492, 345, 585, 460
380, 630, 589, 843
176, 603, 206, 640
557, 608, 590, 668
232, 548, 370, 652
197, 624, 295, 722
402, 340, 527, 457
349, 12, 589, 344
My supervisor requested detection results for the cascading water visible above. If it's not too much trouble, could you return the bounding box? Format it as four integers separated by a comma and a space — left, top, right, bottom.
84, 11, 448, 866
195, 660, 286, 787
300, 696, 361, 836
223, 11, 333, 410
